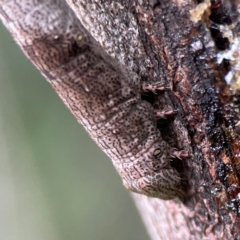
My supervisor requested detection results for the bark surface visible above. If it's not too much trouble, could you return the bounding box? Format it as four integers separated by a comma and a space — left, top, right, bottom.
1, 0, 240, 239
67, 1, 240, 239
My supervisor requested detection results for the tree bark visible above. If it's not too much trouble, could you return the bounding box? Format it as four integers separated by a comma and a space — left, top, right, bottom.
1, 0, 240, 239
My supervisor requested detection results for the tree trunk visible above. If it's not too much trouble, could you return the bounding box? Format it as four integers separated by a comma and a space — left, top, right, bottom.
0, 0, 240, 239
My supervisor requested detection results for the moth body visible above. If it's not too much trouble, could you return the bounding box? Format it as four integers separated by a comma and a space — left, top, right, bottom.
0, 0, 185, 199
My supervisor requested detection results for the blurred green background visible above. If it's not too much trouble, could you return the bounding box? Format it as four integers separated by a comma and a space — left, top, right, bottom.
0, 22, 150, 240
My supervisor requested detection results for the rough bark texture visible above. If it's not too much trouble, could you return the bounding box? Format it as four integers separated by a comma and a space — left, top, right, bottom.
67, 1, 240, 239
1, 0, 240, 239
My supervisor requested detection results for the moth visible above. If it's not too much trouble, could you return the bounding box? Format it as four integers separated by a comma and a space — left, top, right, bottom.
0, 0, 187, 200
